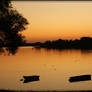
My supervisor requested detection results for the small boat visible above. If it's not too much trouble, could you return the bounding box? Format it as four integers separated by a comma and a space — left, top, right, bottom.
23, 75, 40, 83
69, 74, 91, 82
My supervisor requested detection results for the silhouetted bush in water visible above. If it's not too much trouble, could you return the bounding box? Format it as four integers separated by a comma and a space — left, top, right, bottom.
33, 37, 92, 50
0, 0, 28, 55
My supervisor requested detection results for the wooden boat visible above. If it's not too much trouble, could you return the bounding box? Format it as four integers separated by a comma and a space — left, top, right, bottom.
23, 75, 40, 83
69, 74, 91, 82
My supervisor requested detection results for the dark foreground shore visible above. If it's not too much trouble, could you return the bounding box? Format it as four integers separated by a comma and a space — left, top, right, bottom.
1, 90, 92, 92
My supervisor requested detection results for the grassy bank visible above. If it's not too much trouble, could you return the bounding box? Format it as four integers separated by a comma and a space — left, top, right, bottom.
1, 90, 92, 92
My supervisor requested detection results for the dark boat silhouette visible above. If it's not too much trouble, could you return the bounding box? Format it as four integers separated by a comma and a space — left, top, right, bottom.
21, 75, 40, 83
69, 74, 91, 82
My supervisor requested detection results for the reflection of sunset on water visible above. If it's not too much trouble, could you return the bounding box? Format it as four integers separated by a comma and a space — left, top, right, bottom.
0, 47, 92, 90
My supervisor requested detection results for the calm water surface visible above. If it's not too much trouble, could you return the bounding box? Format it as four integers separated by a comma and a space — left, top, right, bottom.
0, 47, 92, 91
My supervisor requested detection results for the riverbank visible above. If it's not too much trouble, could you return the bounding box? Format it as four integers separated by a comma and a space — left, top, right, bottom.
1, 90, 92, 92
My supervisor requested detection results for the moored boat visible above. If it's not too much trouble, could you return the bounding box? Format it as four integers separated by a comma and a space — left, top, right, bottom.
23, 75, 40, 83
69, 74, 91, 82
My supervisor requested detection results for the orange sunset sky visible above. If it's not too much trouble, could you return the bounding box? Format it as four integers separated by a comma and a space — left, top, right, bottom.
12, 1, 92, 42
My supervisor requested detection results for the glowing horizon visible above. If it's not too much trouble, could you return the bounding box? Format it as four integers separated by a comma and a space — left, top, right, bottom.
12, 1, 92, 42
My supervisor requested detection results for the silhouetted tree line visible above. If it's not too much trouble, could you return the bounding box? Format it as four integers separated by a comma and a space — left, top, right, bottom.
0, 0, 28, 55
32, 37, 92, 50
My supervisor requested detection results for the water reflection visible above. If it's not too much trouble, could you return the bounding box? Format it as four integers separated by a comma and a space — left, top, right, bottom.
35, 47, 92, 55
0, 47, 19, 55
0, 47, 4, 53
6, 46, 19, 55
81, 50, 92, 54
1, 46, 92, 56
0, 47, 92, 90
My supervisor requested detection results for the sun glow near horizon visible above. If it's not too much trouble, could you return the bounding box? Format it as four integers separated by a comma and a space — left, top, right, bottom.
12, 1, 92, 42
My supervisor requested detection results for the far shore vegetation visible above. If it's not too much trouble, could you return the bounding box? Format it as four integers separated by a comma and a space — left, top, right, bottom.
1, 36, 92, 50
20, 36, 92, 50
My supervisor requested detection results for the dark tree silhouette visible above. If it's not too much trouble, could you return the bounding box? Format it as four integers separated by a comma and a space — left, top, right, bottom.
0, 0, 29, 55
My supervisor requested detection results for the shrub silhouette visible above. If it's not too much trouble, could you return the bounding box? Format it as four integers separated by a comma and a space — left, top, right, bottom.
0, 0, 28, 55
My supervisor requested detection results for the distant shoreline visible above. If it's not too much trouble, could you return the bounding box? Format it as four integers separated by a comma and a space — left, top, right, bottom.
25, 37, 92, 50
1, 37, 92, 50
